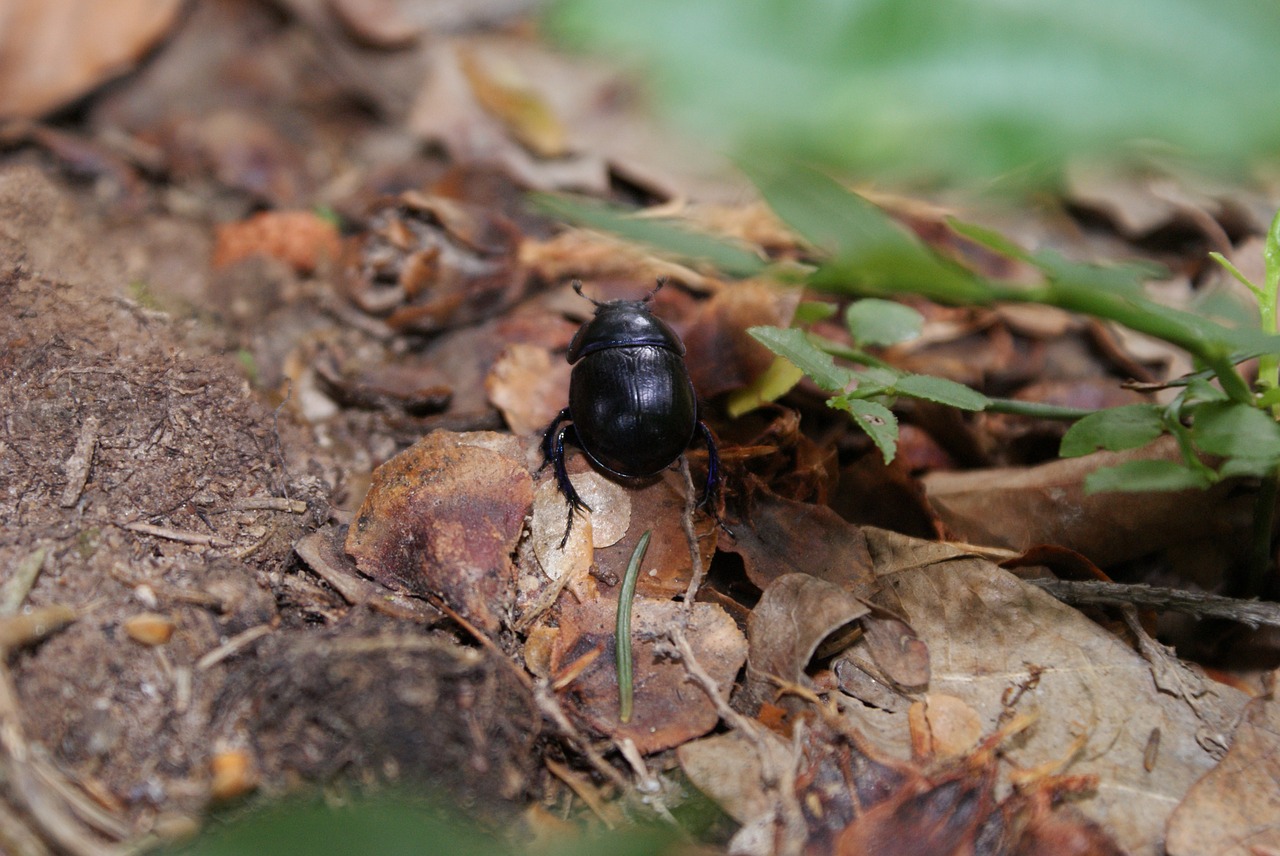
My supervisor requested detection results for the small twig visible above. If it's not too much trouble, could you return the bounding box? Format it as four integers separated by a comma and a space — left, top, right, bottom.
214, 497, 308, 514
544, 757, 622, 829
1028, 578, 1280, 629
59, 417, 98, 508
0, 546, 48, 616
196, 624, 274, 671
108, 564, 225, 611
670, 629, 808, 855
534, 682, 629, 793
678, 457, 705, 606
120, 522, 232, 548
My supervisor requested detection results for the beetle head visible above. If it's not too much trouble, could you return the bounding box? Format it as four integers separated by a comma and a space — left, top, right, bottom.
565, 278, 684, 363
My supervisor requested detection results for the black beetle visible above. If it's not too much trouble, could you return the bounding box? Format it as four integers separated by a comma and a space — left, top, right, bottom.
542, 280, 721, 545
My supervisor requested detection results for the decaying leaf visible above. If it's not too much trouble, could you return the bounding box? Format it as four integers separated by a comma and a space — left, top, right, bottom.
549, 598, 746, 754
858, 527, 1249, 855
589, 468, 716, 600
681, 279, 800, 400
723, 484, 877, 596
486, 343, 571, 437
342, 189, 529, 333
1166, 694, 1280, 856
923, 436, 1254, 567
739, 573, 870, 713
0, 0, 183, 119
345, 431, 532, 632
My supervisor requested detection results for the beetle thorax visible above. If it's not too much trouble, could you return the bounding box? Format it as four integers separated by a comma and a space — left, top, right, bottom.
566, 300, 686, 363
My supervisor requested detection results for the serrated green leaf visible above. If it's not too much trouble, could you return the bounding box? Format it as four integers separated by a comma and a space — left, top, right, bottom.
1190, 401, 1280, 459
890, 374, 990, 411
748, 326, 854, 392
850, 366, 900, 390
531, 194, 766, 277
1084, 460, 1213, 493
1059, 405, 1166, 457
845, 299, 923, 347
831, 397, 898, 464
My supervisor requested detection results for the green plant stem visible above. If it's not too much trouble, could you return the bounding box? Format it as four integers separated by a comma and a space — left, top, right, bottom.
1247, 468, 1279, 597
616, 530, 651, 724
985, 280, 1256, 405
982, 398, 1098, 420
1260, 210, 1280, 410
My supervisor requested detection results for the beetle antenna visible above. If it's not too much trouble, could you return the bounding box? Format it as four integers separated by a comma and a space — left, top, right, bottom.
643, 277, 668, 304
572, 279, 603, 307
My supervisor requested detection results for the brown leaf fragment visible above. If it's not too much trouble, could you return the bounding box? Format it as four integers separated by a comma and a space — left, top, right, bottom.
908, 695, 984, 762
861, 604, 930, 691
723, 483, 878, 597
922, 436, 1253, 567
213, 211, 342, 274
739, 574, 870, 713
834, 765, 999, 856
861, 527, 1249, 854
1166, 694, 1280, 856
458, 47, 568, 159
0, 0, 183, 119
486, 344, 570, 437
343, 190, 529, 333
680, 280, 799, 400
344, 431, 533, 633
294, 526, 442, 623
677, 730, 793, 826
549, 598, 746, 754
326, 0, 422, 48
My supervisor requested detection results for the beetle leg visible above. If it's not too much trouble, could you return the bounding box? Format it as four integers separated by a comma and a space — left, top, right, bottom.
541, 410, 593, 548
696, 420, 732, 536
540, 408, 572, 471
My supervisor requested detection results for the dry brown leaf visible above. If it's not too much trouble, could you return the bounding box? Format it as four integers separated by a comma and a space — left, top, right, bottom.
739, 574, 870, 713
590, 469, 717, 600
486, 343, 569, 437
326, 0, 421, 48
458, 46, 568, 159
723, 484, 877, 597
922, 436, 1253, 568
0, 0, 183, 119
549, 598, 746, 754
680, 279, 799, 400
858, 527, 1249, 855
212, 211, 342, 274
345, 430, 532, 633
1166, 694, 1280, 856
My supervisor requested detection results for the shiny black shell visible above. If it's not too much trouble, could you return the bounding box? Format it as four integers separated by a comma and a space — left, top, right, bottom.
567, 300, 696, 478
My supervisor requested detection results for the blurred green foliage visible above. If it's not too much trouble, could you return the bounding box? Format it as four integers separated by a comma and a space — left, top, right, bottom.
548, 0, 1280, 186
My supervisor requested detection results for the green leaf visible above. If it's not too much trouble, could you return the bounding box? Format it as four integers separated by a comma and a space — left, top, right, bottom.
1217, 456, 1280, 479
531, 194, 766, 277
1190, 401, 1280, 459
1085, 460, 1214, 493
794, 300, 838, 324
548, 0, 1280, 186
748, 326, 854, 392
946, 218, 1033, 262
744, 163, 996, 305
831, 397, 898, 464
890, 374, 990, 411
1059, 404, 1166, 457
845, 299, 923, 346
726, 355, 806, 417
